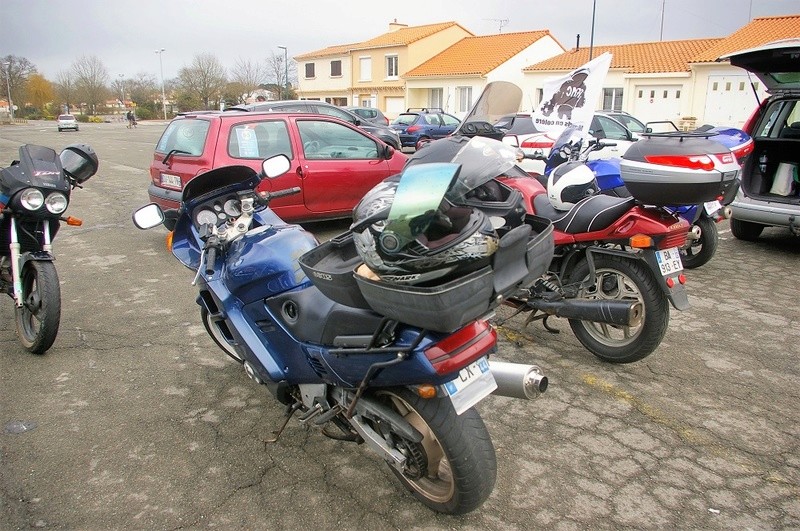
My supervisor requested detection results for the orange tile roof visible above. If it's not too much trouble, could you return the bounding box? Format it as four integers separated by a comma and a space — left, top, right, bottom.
404, 30, 558, 77
523, 39, 722, 74
352, 21, 472, 50
691, 14, 800, 62
295, 43, 360, 60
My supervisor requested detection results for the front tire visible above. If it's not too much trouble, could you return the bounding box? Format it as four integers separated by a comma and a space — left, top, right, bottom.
374, 388, 496, 515
568, 254, 669, 363
730, 217, 764, 241
15, 260, 61, 355
680, 215, 718, 268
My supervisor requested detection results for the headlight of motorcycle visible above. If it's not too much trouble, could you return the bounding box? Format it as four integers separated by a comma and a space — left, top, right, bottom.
45, 192, 69, 214
20, 188, 45, 210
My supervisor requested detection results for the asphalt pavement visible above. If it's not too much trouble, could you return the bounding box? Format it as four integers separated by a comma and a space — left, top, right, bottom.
1, 121, 799, 530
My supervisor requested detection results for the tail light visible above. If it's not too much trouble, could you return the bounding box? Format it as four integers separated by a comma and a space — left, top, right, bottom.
731, 139, 754, 163
407, 125, 421, 134
643, 153, 732, 171
424, 320, 496, 376
521, 139, 555, 149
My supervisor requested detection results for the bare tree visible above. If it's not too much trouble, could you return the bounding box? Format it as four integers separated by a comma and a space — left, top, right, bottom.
266, 51, 296, 98
71, 55, 109, 114
0, 55, 37, 113
230, 58, 267, 102
176, 54, 227, 110
54, 70, 77, 114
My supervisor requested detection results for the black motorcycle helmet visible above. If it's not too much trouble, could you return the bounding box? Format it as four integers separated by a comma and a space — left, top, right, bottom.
59, 143, 99, 184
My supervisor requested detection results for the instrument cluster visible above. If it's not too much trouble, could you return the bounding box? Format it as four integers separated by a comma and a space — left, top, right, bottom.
193, 195, 242, 227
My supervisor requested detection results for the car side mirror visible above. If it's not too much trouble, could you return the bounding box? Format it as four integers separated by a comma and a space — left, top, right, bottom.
132, 203, 165, 230
382, 144, 395, 160
262, 155, 292, 178
502, 135, 519, 147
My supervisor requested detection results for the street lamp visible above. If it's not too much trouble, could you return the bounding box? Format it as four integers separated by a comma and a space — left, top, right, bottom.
155, 48, 167, 120
2, 62, 12, 121
118, 73, 125, 109
277, 46, 288, 99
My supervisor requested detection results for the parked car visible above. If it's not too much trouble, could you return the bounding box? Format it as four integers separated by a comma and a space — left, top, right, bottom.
498, 112, 636, 173
719, 39, 800, 240
345, 106, 389, 125
147, 110, 407, 223
226, 100, 401, 149
390, 108, 461, 150
57, 114, 79, 132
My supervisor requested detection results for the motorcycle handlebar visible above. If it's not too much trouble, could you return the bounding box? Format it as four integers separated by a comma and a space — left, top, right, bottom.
205, 247, 217, 275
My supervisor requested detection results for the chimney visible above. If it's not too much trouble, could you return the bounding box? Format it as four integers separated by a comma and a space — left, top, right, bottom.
389, 19, 407, 32
576, 34, 580, 51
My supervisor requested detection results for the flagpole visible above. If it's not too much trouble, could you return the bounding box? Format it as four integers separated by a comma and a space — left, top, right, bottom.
589, 0, 597, 59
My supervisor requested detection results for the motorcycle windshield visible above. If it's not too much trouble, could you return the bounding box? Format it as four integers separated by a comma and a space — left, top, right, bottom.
453, 81, 523, 136
383, 163, 459, 252
181, 165, 261, 205
445, 136, 519, 202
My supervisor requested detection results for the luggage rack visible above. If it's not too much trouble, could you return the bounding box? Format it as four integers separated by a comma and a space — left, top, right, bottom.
640, 130, 717, 141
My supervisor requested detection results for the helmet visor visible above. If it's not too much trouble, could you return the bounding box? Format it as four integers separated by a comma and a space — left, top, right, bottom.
381, 163, 459, 254
445, 136, 518, 202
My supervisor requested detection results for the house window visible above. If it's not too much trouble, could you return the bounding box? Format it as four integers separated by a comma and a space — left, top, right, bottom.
663, 90, 668, 98
386, 55, 398, 79
330, 60, 341, 77
304, 63, 315, 79
638, 90, 643, 98
676, 90, 681, 99
429, 88, 443, 109
712, 82, 719, 91
359, 57, 372, 82
725, 82, 732, 91
456, 86, 472, 113
602, 88, 623, 111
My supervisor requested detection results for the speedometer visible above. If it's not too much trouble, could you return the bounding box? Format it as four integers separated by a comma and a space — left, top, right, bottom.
196, 209, 217, 226
223, 199, 241, 217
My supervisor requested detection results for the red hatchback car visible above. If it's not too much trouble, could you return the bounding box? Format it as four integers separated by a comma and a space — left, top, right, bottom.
148, 111, 407, 222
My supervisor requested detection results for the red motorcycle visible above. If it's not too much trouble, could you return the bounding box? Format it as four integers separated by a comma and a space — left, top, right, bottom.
413, 81, 736, 363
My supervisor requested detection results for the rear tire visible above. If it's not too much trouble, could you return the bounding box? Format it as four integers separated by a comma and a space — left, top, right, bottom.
730, 217, 764, 241
15, 260, 61, 355
680, 215, 718, 268
374, 388, 496, 515
568, 254, 669, 363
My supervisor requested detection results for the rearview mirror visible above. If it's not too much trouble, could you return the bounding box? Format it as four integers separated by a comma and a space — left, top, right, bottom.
262, 155, 292, 178
502, 135, 519, 147
132, 203, 165, 229
382, 144, 395, 160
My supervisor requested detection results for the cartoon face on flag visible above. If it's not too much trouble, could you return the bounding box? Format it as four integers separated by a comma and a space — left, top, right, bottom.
532, 52, 612, 133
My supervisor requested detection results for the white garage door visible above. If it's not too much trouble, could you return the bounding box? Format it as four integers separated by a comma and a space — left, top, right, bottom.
703, 75, 765, 127
632, 85, 683, 125
385, 97, 405, 119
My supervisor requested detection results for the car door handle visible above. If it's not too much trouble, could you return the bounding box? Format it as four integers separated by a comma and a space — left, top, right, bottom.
296, 166, 304, 177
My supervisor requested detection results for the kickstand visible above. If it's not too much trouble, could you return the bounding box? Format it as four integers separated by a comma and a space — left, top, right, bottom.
264, 403, 301, 444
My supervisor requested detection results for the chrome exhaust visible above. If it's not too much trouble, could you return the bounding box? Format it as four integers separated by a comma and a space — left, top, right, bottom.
720, 206, 732, 219
488, 361, 548, 399
687, 224, 703, 240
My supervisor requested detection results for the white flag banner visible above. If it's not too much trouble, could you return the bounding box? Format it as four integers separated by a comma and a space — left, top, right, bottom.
532, 52, 612, 133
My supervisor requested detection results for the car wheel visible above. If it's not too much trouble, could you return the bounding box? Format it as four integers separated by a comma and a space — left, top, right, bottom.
730, 217, 764, 241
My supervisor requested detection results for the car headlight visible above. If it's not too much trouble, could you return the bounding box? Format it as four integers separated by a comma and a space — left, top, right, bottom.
45, 192, 69, 214
20, 188, 45, 210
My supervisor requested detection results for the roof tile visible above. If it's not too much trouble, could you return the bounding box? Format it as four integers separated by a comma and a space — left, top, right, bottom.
405, 31, 556, 77
691, 14, 800, 62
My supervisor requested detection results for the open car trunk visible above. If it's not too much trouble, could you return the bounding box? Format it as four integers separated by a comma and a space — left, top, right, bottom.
744, 135, 800, 204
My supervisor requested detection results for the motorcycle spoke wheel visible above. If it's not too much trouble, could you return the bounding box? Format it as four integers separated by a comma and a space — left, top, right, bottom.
374, 388, 496, 515
569, 255, 669, 363
15, 261, 61, 355
680, 216, 718, 269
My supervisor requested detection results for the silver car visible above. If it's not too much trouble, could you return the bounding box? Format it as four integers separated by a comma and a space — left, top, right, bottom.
721, 39, 800, 240
57, 114, 79, 132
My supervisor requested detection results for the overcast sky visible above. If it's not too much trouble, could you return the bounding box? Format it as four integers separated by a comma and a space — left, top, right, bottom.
1, 0, 797, 82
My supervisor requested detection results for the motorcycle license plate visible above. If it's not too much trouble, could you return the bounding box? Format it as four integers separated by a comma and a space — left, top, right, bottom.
655, 247, 683, 276
160, 173, 182, 189
703, 200, 722, 215
441, 357, 497, 415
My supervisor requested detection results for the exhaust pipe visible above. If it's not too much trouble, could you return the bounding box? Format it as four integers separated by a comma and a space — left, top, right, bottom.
526, 298, 643, 327
719, 206, 732, 219
489, 361, 547, 399
686, 224, 703, 240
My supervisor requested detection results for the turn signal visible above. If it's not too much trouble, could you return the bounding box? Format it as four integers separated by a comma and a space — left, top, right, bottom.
416, 385, 437, 399
65, 216, 82, 226
629, 234, 653, 248
166, 231, 174, 252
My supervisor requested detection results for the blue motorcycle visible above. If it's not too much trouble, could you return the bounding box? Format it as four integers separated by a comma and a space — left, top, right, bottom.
132, 155, 551, 515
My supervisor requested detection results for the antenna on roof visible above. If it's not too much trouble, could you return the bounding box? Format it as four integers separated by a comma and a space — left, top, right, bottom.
484, 18, 509, 33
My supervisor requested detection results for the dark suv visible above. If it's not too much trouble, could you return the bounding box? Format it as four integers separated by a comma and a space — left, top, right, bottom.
227, 100, 401, 149
721, 39, 800, 240
390, 108, 461, 150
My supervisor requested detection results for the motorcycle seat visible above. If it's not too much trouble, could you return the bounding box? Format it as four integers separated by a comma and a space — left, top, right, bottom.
533, 193, 636, 234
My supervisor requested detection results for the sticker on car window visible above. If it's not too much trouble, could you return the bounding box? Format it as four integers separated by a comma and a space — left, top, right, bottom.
235, 127, 259, 158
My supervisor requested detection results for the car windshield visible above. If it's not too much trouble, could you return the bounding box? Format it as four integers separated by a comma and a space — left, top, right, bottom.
392, 114, 418, 126
59, 115, 74, 120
